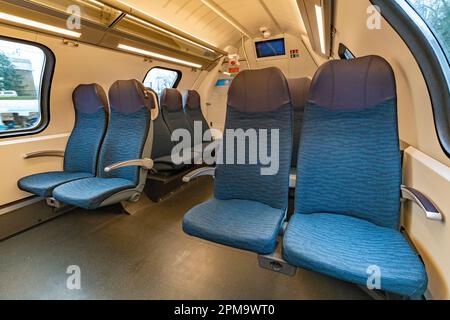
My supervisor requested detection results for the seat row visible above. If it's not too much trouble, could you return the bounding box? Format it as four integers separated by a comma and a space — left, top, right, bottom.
18, 80, 213, 210
182, 56, 430, 299
18, 80, 155, 210
152, 88, 213, 173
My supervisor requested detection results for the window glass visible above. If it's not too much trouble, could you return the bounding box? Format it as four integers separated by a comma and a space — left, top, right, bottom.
338, 43, 355, 60
143, 67, 181, 97
407, 0, 450, 61
0, 39, 46, 135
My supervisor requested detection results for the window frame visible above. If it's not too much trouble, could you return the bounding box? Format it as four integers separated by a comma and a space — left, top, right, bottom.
0, 36, 55, 139
371, 0, 450, 157
143, 66, 182, 92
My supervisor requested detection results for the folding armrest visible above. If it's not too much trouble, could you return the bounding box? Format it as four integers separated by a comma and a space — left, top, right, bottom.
23, 150, 65, 159
401, 185, 443, 221
182, 167, 216, 183
104, 158, 154, 173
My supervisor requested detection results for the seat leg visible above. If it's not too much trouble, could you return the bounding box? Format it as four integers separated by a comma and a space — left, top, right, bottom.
120, 193, 154, 215
258, 238, 297, 277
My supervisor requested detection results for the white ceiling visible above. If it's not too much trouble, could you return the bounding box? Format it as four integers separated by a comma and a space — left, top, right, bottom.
119, 0, 307, 49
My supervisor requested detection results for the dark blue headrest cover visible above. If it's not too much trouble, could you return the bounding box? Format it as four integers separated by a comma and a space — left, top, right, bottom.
308, 55, 396, 110
184, 90, 201, 110
72, 84, 108, 114
109, 79, 154, 114
287, 78, 311, 110
161, 88, 183, 112
228, 67, 291, 113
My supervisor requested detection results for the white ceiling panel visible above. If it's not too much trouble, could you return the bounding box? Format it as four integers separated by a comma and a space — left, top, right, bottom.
118, 0, 307, 49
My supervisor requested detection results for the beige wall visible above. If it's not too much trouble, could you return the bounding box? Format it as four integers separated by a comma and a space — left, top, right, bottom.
333, 0, 449, 167
0, 24, 202, 207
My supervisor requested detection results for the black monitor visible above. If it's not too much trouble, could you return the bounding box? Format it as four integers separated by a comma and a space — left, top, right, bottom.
255, 38, 286, 58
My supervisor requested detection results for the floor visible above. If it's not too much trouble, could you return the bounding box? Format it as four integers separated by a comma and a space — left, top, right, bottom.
0, 177, 369, 300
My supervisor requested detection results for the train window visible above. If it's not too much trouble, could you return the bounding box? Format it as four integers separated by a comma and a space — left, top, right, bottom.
407, 0, 449, 61
0, 37, 54, 138
372, 0, 450, 156
338, 43, 355, 60
143, 67, 182, 97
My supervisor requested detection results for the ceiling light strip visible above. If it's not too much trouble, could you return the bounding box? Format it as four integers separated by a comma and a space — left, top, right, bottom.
0, 12, 81, 38
104, 0, 222, 54
314, 4, 326, 55
118, 44, 202, 69
127, 15, 215, 53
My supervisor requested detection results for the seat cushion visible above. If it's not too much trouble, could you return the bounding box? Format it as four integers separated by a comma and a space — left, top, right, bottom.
18, 171, 93, 197
53, 177, 136, 209
183, 198, 286, 254
283, 213, 428, 297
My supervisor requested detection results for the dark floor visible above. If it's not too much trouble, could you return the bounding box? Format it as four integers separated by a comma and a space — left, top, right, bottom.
0, 177, 369, 300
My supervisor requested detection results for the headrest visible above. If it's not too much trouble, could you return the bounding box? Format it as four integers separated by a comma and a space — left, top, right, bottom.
161, 88, 183, 112
228, 67, 291, 112
72, 84, 108, 114
308, 55, 396, 110
184, 90, 201, 110
287, 78, 311, 110
108, 79, 154, 114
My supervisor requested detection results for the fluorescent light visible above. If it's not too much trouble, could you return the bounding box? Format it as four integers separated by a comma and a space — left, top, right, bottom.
222, 71, 231, 76
0, 12, 82, 38
118, 44, 202, 69
127, 15, 215, 53
88, 0, 105, 6
117, 0, 218, 52
315, 5, 326, 55
200, 0, 252, 39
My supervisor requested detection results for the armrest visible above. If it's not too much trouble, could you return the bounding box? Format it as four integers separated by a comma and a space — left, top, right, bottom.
401, 185, 443, 221
104, 158, 154, 173
23, 150, 65, 159
183, 167, 216, 183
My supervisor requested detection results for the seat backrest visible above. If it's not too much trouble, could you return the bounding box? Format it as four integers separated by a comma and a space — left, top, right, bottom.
161, 88, 194, 145
287, 78, 311, 168
64, 84, 109, 175
214, 67, 293, 210
147, 87, 175, 159
295, 56, 401, 229
183, 90, 210, 141
98, 80, 154, 185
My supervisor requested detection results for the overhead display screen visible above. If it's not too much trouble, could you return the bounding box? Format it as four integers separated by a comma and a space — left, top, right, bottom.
255, 38, 286, 58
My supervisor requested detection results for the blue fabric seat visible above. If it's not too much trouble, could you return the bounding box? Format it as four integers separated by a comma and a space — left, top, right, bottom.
18, 172, 93, 198
182, 67, 293, 255
52, 178, 135, 209
283, 56, 428, 298
148, 87, 190, 173
161, 88, 194, 146
184, 199, 286, 255
183, 90, 211, 142
283, 214, 427, 297
52, 79, 155, 210
18, 84, 109, 197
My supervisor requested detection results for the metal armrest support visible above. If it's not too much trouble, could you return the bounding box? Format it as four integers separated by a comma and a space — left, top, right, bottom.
24, 150, 65, 159
182, 167, 216, 183
104, 158, 154, 173
401, 185, 443, 221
